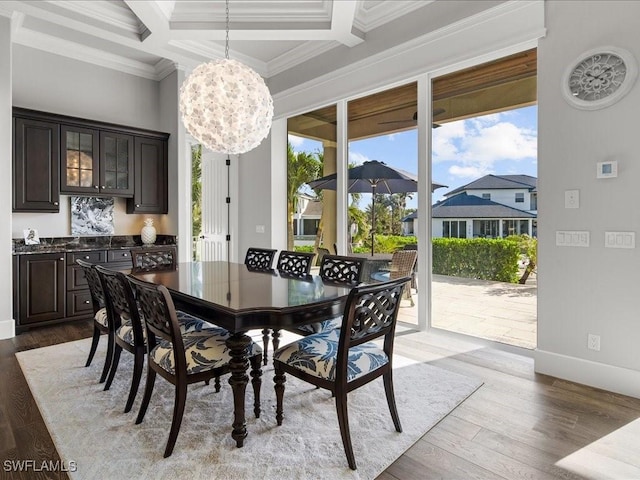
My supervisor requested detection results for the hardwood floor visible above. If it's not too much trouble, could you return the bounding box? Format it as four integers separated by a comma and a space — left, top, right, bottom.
2, 320, 640, 479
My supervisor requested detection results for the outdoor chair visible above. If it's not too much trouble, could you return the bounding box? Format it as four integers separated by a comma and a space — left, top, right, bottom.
273, 277, 409, 470
315, 246, 331, 266
76, 259, 112, 383
388, 250, 418, 306
130, 245, 177, 272
244, 247, 277, 271
128, 275, 263, 458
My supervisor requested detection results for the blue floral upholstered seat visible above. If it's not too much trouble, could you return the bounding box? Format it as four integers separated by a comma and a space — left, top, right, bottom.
273, 329, 388, 382
128, 275, 263, 458
273, 277, 409, 470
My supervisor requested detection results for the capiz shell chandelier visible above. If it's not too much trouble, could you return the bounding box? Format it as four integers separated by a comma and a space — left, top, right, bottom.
178, 0, 273, 155
179, 58, 273, 154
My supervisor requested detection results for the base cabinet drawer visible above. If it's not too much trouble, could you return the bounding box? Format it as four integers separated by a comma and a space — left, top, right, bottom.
66, 290, 93, 317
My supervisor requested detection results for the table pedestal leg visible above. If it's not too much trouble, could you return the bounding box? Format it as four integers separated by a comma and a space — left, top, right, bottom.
227, 331, 251, 447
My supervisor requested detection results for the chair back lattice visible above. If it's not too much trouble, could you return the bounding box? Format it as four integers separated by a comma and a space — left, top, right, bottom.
338, 277, 408, 358
130, 246, 177, 272
76, 259, 105, 311
319, 255, 364, 285
96, 266, 145, 344
244, 247, 277, 270
277, 250, 315, 276
128, 276, 185, 360
389, 250, 418, 280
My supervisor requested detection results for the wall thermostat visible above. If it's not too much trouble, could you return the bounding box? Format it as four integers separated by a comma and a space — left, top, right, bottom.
597, 160, 617, 179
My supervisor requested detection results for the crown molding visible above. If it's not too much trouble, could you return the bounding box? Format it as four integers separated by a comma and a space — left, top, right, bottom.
354, 0, 432, 32
14, 29, 159, 80
267, 40, 339, 77
50, 1, 141, 34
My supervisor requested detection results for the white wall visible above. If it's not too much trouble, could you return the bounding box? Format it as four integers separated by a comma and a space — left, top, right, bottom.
11, 45, 170, 239
237, 135, 274, 260
535, 0, 640, 397
0, 16, 14, 339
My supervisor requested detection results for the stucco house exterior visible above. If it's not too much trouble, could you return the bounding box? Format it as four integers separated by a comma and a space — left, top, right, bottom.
402, 174, 537, 238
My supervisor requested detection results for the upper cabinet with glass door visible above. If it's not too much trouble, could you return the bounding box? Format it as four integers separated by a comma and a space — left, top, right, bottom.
60, 126, 134, 196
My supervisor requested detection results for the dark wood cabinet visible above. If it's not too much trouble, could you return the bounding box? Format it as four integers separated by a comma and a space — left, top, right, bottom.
99, 131, 134, 196
127, 136, 168, 214
18, 253, 66, 325
14, 248, 134, 331
13, 116, 60, 212
60, 124, 100, 195
13, 108, 169, 213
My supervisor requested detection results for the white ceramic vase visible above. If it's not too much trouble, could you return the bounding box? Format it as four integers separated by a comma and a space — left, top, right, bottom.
141, 218, 156, 245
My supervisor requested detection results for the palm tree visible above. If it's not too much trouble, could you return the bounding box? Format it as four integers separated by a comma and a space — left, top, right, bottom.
287, 143, 321, 250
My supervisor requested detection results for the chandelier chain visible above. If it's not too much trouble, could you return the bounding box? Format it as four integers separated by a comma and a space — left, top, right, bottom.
225, 0, 230, 60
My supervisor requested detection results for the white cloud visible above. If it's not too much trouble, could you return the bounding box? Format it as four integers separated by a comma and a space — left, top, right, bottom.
288, 134, 305, 149
349, 151, 371, 165
432, 112, 537, 178
449, 164, 489, 179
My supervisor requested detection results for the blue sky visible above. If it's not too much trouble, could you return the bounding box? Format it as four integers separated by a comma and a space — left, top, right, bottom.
289, 105, 537, 209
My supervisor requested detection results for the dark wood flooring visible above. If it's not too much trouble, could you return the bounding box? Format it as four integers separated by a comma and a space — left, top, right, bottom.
2, 321, 640, 479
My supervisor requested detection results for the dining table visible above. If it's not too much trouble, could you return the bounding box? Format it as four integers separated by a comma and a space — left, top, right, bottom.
129, 260, 352, 448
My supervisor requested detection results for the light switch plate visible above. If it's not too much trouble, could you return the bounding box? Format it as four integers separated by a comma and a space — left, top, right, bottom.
556, 231, 590, 247
605, 231, 635, 248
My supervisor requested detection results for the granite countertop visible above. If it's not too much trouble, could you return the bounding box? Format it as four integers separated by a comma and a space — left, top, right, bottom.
12, 235, 177, 255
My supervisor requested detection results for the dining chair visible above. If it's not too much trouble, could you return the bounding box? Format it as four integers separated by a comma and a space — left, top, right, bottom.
95, 265, 147, 414
97, 264, 223, 413
273, 277, 409, 470
130, 245, 177, 272
76, 259, 112, 383
261, 250, 317, 365
127, 275, 263, 458
244, 247, 277, 271
293, 254, 366, 336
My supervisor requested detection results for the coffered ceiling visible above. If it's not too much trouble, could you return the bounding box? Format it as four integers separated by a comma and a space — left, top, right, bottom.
1, 0, 445, 81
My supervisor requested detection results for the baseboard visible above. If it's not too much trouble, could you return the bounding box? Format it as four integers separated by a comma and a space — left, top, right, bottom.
0, 318, 15, 339
535, 349, 640, 399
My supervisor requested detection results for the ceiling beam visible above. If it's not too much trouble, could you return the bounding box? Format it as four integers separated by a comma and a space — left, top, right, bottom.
123, 0, 169, 42
330, 0, 364, 47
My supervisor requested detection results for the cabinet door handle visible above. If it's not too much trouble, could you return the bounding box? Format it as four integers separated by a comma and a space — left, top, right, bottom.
101, 186, 106, 189
136, 204, 140, 208
53, 201, 59, 206
94, 185, 99, 189
59, 257, 64, 261
123, 253, 128, 257
84, 300, 90, 304
84, 255, 90, 259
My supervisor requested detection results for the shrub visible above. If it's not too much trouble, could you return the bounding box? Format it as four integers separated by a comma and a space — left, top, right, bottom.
432, 237, 520, 283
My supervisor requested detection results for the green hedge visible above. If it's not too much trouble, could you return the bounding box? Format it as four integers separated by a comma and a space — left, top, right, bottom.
432, 237, 520, 283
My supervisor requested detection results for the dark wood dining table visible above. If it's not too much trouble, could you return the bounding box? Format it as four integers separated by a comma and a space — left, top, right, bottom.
129, 261, 352, 448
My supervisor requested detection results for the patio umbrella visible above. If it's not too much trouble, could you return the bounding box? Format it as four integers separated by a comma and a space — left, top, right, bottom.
307, 160, 446, 256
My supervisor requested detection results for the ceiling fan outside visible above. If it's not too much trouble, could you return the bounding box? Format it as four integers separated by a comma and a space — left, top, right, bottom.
379, 107, 446, 127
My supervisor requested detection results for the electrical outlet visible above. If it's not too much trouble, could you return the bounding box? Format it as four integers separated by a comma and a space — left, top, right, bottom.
588, 334, 601, 351
565, 190, 579, 209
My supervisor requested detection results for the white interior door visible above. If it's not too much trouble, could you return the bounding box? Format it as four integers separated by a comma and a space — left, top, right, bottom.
199, 150, 236, 261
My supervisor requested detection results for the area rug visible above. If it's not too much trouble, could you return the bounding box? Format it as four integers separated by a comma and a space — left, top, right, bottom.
16, 336, 482, 480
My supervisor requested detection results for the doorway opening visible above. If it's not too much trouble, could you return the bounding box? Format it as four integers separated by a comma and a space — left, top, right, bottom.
430, 48, 538, 349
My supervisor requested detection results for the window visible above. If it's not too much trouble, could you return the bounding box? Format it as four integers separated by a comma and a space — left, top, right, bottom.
530, 193, 537, 210
443, 220, 467, 238
475, 219, 499, 238
515, 192, 524, 203
482, 193, 491, 200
